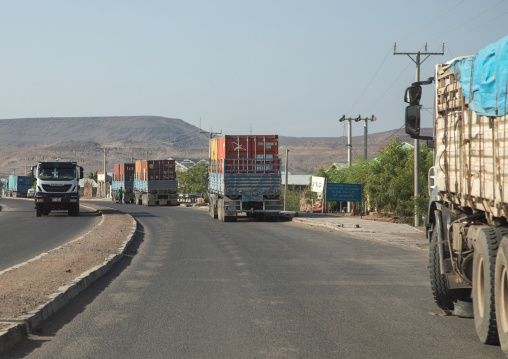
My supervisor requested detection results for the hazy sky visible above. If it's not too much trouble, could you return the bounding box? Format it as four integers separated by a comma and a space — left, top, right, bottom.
0, 1, 506, 137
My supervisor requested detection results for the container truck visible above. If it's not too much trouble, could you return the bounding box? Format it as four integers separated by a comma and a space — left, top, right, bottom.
133, 159, 178, 206
111, 163, 135, 203
33, 161, 84, 216
208, 135, 281, 222
404, 35, 508, 354
6, 175, 31, 197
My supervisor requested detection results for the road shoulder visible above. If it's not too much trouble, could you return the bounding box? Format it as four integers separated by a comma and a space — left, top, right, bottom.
0, 203, 137, 353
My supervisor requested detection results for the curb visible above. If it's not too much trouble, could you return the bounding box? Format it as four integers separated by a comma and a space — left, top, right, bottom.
0, 206, 138, 353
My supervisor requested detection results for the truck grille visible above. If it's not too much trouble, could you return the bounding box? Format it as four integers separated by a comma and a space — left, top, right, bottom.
42, 184, 72, 192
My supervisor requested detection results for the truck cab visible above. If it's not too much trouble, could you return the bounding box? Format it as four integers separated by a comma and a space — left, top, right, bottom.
33, 161, 84, 216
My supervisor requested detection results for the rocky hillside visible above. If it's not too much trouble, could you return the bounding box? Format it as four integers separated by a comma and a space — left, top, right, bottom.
0, 116, 206, 148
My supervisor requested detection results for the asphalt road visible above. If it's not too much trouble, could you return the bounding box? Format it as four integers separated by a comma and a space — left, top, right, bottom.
0, 197, 100, 271
2, 201, 505, 358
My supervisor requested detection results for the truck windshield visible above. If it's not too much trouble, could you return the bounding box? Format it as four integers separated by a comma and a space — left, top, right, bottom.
38, 168, 75, 180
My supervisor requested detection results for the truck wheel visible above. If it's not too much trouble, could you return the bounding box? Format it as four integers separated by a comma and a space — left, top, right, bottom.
68, 205, 78, 216
209, 198, 218, 219
495, 236, 508, 353
36, 207, 43, 217
429, 223, 455, 310
218, 199, 225, 222
473, 227, 500, 345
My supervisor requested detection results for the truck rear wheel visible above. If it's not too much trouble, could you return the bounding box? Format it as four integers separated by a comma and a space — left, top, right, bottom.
473, 227, 500, 345
495, 236, 508, 353
429, 222, 455, 311
209, 198, 218, 219
218, 199, 224, 222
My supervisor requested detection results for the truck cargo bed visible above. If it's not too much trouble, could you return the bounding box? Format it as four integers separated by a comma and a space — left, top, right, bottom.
435, 63, 508, 218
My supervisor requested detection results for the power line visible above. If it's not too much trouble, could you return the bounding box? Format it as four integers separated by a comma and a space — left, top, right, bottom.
347, 46, 393, 114
399, 0, 467, 42
429, 0, 506, 43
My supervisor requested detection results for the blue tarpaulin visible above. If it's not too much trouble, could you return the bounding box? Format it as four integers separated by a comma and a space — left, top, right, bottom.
450, 35, 508, 116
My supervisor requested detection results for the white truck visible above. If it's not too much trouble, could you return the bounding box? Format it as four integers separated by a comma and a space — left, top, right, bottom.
33, 161, 84, 217
405, 35, 508, 354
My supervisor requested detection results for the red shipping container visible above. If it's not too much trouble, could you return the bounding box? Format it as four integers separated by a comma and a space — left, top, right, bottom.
113, 164, 120, 181
113, 163, 135, 181
135, 160, 176, 181
120, 163, 135, 182
216, 135, 279, 174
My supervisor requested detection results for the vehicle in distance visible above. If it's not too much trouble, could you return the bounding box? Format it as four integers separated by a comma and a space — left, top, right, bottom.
208, 135, 281, 222
33, 161, 84, 216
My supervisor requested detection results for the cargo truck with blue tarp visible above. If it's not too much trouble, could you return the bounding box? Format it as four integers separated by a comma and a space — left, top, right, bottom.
7, 175, 31, 197
404, 35, 508, 355
208, 135, 281, 222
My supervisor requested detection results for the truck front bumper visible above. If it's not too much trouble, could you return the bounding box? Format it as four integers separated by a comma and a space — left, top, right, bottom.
35, 193, 79, 210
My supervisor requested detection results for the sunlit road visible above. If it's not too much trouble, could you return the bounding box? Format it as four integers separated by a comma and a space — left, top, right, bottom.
0, 198, 99, 271
3, 201, 504, 358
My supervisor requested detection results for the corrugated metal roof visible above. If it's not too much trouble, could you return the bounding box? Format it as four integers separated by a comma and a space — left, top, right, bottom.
282, 174, 311, 186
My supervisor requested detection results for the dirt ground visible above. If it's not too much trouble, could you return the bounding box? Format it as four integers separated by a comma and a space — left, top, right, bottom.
0, 203, 135, 332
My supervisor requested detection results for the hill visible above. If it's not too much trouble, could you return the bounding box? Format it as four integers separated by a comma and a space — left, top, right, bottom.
0, 116, 206, 148
0, 116, 431, 178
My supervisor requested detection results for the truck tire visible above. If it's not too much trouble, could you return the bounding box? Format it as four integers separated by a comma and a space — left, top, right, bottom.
473, 227, 501, 345
429, 222, 455, 311
209, 198, 218, 219
36, 207, 43, 217
218, 199, 225, 222
68, 205, 79, 216
495, 236, 508, 353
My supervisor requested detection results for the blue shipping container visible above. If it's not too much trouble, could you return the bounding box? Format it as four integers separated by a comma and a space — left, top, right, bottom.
8, 175, 31, 194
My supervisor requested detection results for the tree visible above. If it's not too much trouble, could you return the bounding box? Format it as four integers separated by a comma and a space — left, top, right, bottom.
177, 162, 208, 198
89, 171, 98, 182
310, 138, 434, 223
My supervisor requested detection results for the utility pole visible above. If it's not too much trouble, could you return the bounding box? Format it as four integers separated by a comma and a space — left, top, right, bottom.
102, 148, 107, 198
354, 115, 377, 160
394, 42, 444, 226
200, 127, 222, 161
339, 114, 376, 213
339, 115, 357, 213
284, 148, 289, 211
339, 115, 354, 168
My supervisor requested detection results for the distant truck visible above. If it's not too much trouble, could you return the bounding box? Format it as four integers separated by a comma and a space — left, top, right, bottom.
33, 161, 84, 216
111, 163, 135, 203
133, 159, 178, 206
208, 135, 281, 222
6, 175, 31, 197
404, 35, 508, 354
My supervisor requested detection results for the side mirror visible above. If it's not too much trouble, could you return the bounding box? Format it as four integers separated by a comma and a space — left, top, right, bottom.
405, 105, 420, 137
79, 167, 84, 179
404, 85, 422, 105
